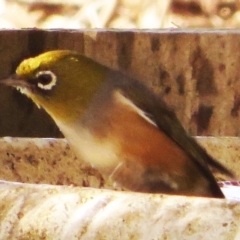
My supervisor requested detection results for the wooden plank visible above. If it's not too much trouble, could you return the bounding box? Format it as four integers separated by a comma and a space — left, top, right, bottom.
0, 29, 240, 136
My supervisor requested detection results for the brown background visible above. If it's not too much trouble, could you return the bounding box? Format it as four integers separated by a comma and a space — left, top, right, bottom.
0, 29, 240, 137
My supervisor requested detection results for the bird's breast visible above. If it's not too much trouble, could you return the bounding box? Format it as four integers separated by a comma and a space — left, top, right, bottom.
56, 121, 122, 174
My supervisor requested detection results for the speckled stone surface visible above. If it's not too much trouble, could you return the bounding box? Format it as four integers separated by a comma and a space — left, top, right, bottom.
0, 137, 240, 239
0, 137, 239, 186
0, 181, 240, 240
0, 137, 105, 188
197, 136, 240, 179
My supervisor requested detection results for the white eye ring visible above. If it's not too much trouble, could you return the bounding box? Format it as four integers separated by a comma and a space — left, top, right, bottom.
36, 70, 57, 90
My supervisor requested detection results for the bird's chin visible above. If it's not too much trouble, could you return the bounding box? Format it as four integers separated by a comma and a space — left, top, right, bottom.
16, 86, 30, 95
15, 86, 36, 100
16, 86, 41, 109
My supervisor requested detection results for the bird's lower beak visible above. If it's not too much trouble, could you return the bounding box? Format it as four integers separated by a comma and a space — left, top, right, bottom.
0, 75, 29, 88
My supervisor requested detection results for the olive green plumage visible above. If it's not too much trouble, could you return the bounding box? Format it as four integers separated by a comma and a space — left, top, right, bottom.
16, 50, 108, 123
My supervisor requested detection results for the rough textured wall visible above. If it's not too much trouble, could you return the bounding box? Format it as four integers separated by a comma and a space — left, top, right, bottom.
0, 29, 239, 137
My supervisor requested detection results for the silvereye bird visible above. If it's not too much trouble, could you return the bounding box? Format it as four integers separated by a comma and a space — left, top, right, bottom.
0, 50, 233, 198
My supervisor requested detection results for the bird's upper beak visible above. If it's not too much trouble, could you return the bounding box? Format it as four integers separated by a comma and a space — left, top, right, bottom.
0, 75, 29, 88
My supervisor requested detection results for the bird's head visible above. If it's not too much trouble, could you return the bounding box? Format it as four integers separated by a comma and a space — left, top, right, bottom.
0, 50, 107, 124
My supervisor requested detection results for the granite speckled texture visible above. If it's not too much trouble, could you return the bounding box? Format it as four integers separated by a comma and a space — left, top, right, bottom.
197, 137, 240, 179
0, 137, 239, 186
0, 137, 240, 239
0, 137, 105, 188
0, 181, 240, 240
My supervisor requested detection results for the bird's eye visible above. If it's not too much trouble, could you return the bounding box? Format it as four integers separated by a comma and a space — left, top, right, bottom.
35, 70, 57, 90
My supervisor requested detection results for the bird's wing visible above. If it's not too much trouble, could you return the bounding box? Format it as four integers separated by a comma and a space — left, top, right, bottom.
112, 72, 233, 178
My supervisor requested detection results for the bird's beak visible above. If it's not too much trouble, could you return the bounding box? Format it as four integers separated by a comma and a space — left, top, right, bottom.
0, 75, 29, 88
